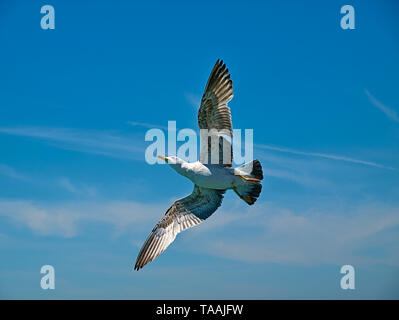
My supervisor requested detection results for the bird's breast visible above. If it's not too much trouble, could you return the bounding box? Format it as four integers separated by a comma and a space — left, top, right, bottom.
187, 165, 235, 190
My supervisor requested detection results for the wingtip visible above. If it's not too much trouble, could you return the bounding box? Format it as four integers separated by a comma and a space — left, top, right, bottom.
134, 258, 150, 271
216, 59, 224, 68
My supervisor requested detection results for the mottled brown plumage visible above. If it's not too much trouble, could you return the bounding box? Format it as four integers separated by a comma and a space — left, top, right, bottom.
198, 59, 234, 167
134, 186, 224, 270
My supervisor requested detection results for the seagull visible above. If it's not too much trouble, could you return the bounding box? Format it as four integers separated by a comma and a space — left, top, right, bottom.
134, 60, 263, 270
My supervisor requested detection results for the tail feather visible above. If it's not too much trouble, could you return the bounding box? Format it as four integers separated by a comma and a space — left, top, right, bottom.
234, 183, 262, 205
234, 160, 263, 205
235, 159, 263, 181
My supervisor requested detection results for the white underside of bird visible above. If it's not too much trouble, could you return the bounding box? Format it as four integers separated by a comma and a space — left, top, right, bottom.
134, 60, 264, 270
159, 157, 260, 190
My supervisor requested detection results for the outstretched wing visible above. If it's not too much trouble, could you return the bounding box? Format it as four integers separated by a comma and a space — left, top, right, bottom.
198, 59, 234, 167
134, 186, 224, 270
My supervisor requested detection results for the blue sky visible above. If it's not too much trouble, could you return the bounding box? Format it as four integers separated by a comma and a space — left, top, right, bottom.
0, 0, 399, 299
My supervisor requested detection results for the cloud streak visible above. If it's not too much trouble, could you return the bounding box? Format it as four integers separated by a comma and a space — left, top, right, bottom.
57, 177, 97, 197
256, 143, 396, 171
365, 89, 399, 123
0, 164, 28, 181
127, 121, 169, 130
185, 93, 201, 109
0, 199, 164, 238
0, 126, 146, 161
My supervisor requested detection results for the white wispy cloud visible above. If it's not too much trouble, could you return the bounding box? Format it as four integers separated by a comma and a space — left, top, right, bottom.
0, 164, 28, 181
58, 177, 97, 197
256, 143, 395, 171
1, 197, 398, 267
261, 166, 331, 188
185, 93, 201, 109
0, 199, 164, 238
365, 89, 399, 123
58, 177, 78, 193
189, 201, 399, 266
0, 127, 145, 160
127, 121, 169, 130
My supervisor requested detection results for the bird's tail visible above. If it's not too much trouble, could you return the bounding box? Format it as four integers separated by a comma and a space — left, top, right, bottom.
233, 160, 263, 205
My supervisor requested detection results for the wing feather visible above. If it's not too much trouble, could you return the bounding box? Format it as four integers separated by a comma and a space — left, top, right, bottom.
198, 59, 234, 167
134, 186, 224, 270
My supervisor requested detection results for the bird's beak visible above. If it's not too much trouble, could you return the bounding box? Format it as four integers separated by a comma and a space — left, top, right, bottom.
157, 155, 168, 161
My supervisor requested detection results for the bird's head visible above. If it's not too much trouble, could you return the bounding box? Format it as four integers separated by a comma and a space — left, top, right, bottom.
157, 155, 188, 175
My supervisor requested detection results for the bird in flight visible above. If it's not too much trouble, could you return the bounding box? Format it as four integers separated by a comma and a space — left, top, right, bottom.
134, 60, 263, 270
